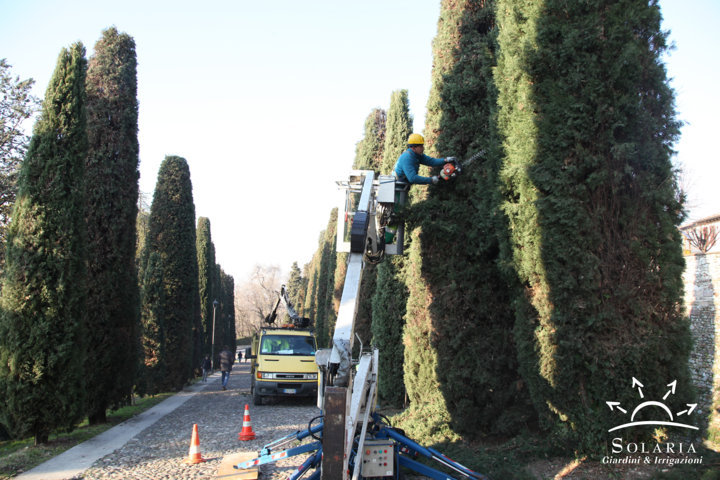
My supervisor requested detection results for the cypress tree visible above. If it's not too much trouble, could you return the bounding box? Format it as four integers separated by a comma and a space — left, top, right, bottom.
495, 0, 690, 451
304, 267, 320, 337
371, 256, 408, 407
317, 210, 338, 347
354, 108, 386, 172
350, 109, 386, 347
400, 0, 531, 437
196, 217, 216, 355
0, 43, 88, 444
400, 228, 453, 440
143, 156, 199, 391
137, 251, 165, 395
219, 269, 236, 351
371, 89, 413, 407
381, 90, 412, 176
302, 210, 338, 348
84, 27, 140, 425
424, 0, 532, 435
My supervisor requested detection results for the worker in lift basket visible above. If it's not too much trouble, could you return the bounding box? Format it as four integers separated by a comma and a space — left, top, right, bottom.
393, 133, 453, 185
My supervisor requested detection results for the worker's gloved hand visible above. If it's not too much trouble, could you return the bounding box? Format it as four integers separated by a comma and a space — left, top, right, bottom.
431, 176, 439, 184
446, 156, 457, 164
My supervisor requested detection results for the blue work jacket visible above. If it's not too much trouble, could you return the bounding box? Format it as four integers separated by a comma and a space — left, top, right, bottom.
393, 148, 446, 184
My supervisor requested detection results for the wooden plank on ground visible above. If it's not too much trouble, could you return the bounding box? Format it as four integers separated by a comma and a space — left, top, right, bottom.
215, 452, 259, 479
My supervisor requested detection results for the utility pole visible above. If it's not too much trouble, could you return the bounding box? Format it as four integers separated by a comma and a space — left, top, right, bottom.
211, 299, 219, 371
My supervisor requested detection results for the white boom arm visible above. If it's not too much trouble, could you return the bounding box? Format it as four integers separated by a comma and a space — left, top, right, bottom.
317, 170, 407, 480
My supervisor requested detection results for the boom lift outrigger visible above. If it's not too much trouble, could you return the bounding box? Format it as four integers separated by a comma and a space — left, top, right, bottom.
236, 170, 487, 480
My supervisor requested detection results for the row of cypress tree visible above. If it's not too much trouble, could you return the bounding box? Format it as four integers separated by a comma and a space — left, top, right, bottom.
0, 28, 236, 444
294, 0, 690, 454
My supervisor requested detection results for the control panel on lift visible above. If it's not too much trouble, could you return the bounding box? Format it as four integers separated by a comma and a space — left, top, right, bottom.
360, 439, 395, 477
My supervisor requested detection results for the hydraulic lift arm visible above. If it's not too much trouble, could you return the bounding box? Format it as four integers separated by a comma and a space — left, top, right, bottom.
235, 168, 489, 479
317, 170, 408, 479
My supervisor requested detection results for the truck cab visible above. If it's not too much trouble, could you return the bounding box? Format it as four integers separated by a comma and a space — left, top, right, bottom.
249, 326, 318, 405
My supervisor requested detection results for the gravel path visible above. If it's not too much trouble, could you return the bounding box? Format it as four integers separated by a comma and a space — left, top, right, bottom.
75, 362, 321, 480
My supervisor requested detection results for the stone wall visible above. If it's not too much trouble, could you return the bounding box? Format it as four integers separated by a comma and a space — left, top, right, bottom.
684, 252, 720, 433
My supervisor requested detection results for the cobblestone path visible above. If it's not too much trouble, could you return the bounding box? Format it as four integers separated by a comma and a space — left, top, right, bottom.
75, 362, 321, 480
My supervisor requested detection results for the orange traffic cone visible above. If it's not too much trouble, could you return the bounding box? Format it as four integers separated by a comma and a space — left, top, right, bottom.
238, 404, 256, 441
184, 424, 206, 464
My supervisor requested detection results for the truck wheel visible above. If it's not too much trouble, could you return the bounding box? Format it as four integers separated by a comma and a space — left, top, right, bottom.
253, 388, 263, 406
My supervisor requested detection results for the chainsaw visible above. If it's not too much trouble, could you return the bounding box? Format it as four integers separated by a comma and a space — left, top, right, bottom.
440, 150, 484, 181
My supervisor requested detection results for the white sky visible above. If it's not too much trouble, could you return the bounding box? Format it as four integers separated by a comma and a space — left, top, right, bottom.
0, 0, 717, 282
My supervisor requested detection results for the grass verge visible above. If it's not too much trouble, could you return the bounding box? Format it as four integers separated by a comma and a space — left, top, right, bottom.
0, 393, 173, 479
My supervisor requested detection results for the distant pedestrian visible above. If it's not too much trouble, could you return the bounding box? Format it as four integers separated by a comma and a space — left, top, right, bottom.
237, 350, 243, 363
219, 346, 234, 391
201, 354, 211, 382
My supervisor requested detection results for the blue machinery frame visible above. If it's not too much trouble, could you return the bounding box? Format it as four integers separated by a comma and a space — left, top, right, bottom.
234, 414, 488, 480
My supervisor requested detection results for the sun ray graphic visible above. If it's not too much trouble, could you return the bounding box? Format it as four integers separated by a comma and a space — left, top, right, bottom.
606, 378, 698, 433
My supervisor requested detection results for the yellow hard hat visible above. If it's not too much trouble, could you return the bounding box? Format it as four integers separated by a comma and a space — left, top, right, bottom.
407, 133, 424, 146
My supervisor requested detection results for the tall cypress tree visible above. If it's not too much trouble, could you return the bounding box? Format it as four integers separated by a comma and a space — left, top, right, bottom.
303, 267, 320, 337
423, 0, 532, 435
196, 217, 216, 355
0, 43, 88, 444
84, 27, 140, 425
354, 108, 386, 172
495, 0, 690, 451
381, 90, 412, 176
371, 89, 413, 407
219, 269, 236, 351
302, 210, 338, 348
400, 0, 530, 437
138, 251, 165, 395
317, 210, 338, 347
350, 109, 386, 346
143, 156, 199, 391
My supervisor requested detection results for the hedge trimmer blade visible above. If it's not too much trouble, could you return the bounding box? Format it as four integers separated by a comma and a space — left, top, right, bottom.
461, 150, 484, 169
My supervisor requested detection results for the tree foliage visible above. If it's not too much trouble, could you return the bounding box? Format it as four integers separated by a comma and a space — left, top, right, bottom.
354, 108, 386, 172
84, 27, 140, 425
196, 216, 216, 356
141, 156, 198, 391
495, 0, 690, 451
218, 268, 236, 351
306, 210, 338, 348
371, 89, 413, 407
286, 262, 307, 319
0, 59, 40, 266
350, 109, 387, 346
137, 251, 166, 395
400, 0, 532, 437
381, 90, 412, 176
0, 43, 88, 444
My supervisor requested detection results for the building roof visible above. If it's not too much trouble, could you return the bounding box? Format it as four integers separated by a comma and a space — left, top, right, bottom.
680, 213, 720, 231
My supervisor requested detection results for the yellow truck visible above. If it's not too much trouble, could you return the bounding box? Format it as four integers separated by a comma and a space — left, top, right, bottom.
249, 326, 318, 405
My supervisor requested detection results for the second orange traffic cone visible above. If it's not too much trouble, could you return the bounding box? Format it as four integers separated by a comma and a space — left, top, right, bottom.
184, 423, 206, 464
238, 404, 256, 441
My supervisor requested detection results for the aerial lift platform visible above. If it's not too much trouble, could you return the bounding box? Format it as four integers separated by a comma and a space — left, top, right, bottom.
235, 170, 487, 480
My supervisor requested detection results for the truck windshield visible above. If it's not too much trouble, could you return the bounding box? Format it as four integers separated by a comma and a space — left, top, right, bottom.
260, 334, 316, 356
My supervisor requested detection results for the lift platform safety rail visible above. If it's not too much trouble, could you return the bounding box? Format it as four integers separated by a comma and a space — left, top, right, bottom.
235, 170, 489, 479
